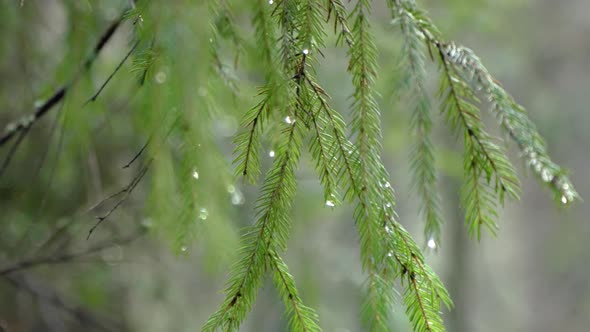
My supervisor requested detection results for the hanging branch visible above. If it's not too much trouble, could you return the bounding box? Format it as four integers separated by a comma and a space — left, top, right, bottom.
87, 160, 152, 239
346, 1, 400, 329
0, 11, 128, 148
390, 1, 517, 241
393, 0, 444, 246
268, 249, 322, 332
84, 40, 142, 105
203, 1, 325, 330
390, 0, 578, 209
203, 118, 305, 331
321, 1, 452, 331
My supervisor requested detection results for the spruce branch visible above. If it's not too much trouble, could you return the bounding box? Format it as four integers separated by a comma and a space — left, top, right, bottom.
326, 0, 353, 47
393, 0, 444, 246
205, 3, 331, 330
268, 249, 322, 332
304, 77, 359, 203
391, 0, 578, 206
437, 54, 518, 238
437, 41, 579, 203
311, 1, 452, 330
317, 2, 452, 330
308, 104, 341, 204
233, 96, 268, 183
379, 168, 452, 332
252, 0, 283, 98
209, 0, 243, 93
203, 119, 304, 332
347, 2, 397, 328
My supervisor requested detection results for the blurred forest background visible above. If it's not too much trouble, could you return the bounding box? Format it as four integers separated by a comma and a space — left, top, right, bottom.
0, 0, 588, 331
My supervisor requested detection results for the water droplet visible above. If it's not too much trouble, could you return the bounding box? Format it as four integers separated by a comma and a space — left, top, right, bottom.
427, 238, 437, 249
231, 191, 245, 205
199, 208, 209, 220
284, 116, 294, 124
382, 182, 391, 188
561, 195, 568, 204
302, 48, 309, 55
268, 0, 273, 4
387, 252, 393, 257
384, 225, 392, 234
181, 246, 188, 253
325, 200, 335, 207
192, 170, 199, 180
269, 150, 276, 158
385, 203, 392, 208
155, 71, 167, 84
541, 169, 553, 182
227, 185, 236, 193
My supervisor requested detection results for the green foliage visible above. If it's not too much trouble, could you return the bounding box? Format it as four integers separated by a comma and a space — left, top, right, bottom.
391, 0, 578, 242
185, 0, 578, 330
393, 0, 444, 245
0, 1, 579, 332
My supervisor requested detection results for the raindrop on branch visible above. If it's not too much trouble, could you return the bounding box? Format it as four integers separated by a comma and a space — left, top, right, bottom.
427, 238, 437, 249
231, 191, 245, 206
155, 71, 167, 84
561, 195, 568, 204
541, 169, 553, 182
199, 208, 209, 220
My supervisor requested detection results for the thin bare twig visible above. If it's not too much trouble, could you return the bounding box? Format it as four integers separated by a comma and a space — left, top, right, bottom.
84, 40, 141, 106
122, 137, 151, 169
0, 125, 29, 177
0, 229, 145, 276
87, 160, 152, 239
0, 11, 127, 148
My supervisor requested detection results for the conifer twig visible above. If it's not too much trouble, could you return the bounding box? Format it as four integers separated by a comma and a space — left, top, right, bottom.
391, 0, 578, 205
87, 160, 151, 239
84, 40, 141, 105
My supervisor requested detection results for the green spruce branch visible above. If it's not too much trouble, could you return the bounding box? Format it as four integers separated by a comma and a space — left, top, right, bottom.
393, 0, 444, 245
203, 0, 578, 331
393, 0, 578, 201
